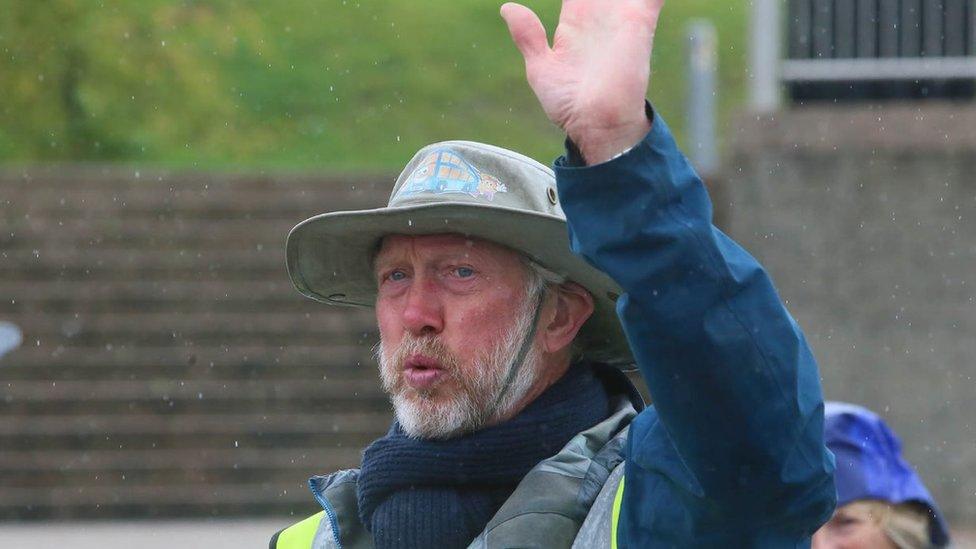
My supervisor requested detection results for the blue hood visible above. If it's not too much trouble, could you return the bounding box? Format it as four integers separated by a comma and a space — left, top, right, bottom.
824, 401, 950, 546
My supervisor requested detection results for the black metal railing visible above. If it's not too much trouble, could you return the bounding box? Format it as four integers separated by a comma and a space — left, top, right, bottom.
785, 0, 976, 100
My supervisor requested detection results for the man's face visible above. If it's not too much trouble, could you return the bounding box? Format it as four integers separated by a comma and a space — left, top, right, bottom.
373, 233, 541, 439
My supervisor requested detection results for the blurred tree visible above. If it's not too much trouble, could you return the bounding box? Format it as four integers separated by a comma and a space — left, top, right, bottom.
0, 0, 746, 169
0, 0, 267, 161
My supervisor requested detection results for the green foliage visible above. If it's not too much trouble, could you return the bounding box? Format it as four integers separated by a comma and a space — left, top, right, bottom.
0, 0, 746, 170
0, 0, 269, 161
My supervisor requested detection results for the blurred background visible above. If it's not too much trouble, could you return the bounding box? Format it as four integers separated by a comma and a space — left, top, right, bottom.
1, 0, 975, 546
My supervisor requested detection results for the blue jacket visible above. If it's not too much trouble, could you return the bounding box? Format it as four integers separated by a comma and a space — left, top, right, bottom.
554, 111, 837, 547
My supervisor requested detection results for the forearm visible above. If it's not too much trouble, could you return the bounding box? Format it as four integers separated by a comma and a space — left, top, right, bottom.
555, 113, 832, 503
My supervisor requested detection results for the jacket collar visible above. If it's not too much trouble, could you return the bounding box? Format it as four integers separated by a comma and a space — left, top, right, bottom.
307, 365, 642, 548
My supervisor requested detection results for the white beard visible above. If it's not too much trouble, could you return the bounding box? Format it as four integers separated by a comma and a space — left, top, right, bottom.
376, 297, 541, 440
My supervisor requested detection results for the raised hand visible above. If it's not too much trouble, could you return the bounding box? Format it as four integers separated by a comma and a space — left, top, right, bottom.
500, 0, 664, 164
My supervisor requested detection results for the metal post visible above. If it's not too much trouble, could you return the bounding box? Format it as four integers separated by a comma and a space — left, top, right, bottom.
970, 0, 976, 57
686, 20, 718, 177
750, 0, 782, 112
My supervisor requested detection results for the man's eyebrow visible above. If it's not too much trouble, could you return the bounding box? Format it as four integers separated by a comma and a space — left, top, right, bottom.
372, 255, 396, 276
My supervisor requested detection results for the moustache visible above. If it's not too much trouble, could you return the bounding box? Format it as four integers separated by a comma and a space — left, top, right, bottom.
380, 334, 463, 386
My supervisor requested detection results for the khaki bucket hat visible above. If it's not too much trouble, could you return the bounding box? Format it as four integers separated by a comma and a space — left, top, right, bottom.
286, 140, 634, 368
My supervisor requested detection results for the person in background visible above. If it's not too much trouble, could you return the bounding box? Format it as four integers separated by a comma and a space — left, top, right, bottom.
813, 402, 951, 549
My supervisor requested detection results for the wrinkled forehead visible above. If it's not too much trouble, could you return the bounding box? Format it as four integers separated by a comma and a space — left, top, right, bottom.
372, 233, 526, 266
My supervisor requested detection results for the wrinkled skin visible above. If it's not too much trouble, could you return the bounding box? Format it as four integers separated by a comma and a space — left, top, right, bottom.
373, 234, 594, 438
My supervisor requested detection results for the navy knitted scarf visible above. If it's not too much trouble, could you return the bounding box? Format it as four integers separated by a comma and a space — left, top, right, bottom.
357, 364, 610, 549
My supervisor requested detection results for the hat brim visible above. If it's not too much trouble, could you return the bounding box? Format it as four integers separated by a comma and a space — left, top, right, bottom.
286, 201, 635, 368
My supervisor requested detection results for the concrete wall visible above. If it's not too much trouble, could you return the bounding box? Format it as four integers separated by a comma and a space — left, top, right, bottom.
726, 103, 976, 526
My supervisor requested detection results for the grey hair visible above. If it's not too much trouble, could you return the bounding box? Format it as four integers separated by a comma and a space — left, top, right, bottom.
522, 258, 566, 300
521, 257, 586, 361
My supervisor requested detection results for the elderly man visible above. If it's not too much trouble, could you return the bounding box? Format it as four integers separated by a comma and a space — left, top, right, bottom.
272, 0, 836, 547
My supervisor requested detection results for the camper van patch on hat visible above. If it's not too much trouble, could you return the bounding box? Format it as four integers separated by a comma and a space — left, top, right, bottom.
397, 148, 508, 202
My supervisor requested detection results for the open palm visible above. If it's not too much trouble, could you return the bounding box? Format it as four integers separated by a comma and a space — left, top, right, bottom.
501, 0, 664, 163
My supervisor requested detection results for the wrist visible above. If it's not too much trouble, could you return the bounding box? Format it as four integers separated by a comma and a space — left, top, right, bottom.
568, 110, 653, 165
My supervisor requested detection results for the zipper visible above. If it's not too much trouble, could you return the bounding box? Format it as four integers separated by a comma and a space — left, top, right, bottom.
309, 478, 343, 549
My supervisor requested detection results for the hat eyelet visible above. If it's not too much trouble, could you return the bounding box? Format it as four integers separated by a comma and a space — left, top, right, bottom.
546, 187, 558, 205
606, 291, 619, 302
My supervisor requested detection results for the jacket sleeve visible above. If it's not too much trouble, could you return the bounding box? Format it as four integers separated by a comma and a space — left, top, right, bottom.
554, 111, 836, 546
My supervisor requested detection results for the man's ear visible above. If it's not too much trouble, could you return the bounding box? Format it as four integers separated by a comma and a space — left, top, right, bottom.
540, 282, 595, 355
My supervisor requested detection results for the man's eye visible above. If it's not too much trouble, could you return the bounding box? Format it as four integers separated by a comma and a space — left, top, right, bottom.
388, 270, 407, 282
455, 267, 475, 278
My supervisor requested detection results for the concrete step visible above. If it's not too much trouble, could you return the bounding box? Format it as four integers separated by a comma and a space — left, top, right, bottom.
0, 412, 391, 437
0, 447, 362, 472
0, 344, 374, 374
0, 378, 384, 402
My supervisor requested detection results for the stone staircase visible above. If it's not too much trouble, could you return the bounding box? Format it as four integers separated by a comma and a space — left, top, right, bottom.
0, 167, 393, 519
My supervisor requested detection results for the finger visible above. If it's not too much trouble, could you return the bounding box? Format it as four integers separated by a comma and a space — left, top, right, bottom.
499, 2, 549, 61
648, 0, 666, 14
647, 0, 666, 24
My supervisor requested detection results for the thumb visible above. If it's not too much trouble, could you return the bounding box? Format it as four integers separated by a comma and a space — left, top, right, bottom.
500, 2, 549, 61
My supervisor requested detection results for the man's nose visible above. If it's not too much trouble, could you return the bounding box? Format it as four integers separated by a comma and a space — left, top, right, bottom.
401, 277, 444, 335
